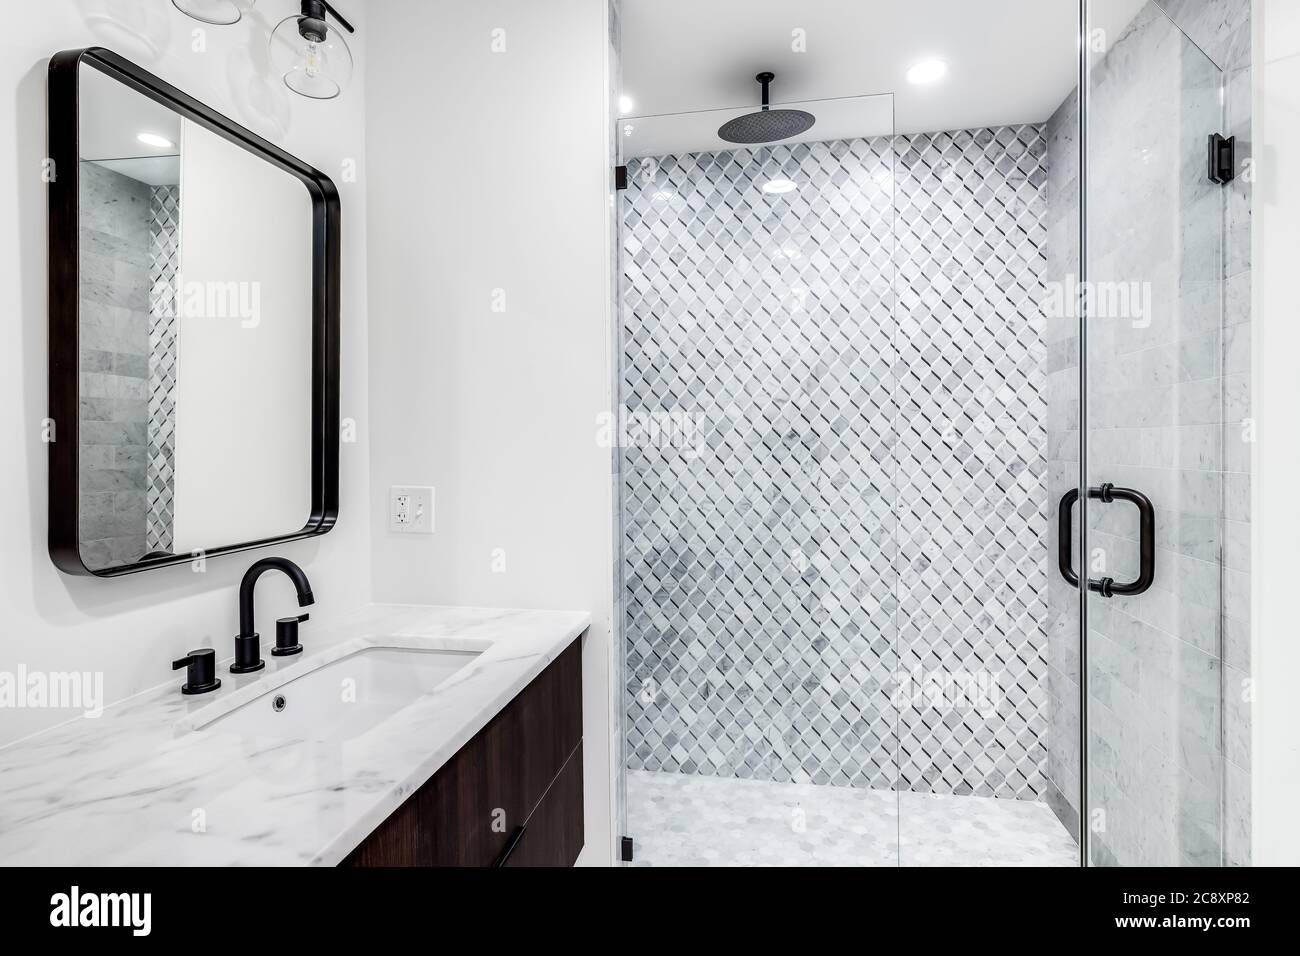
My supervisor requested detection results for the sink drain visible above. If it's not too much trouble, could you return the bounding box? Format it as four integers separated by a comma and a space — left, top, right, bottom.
272, 694, 287, 713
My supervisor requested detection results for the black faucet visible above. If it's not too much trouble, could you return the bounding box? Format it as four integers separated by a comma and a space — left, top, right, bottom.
231, 557, 315, 674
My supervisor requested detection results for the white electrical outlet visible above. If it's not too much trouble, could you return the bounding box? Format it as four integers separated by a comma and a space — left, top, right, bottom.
389, 486, 435, 533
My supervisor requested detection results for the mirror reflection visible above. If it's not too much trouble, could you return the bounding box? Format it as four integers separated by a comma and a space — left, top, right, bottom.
77, 62, 314, 571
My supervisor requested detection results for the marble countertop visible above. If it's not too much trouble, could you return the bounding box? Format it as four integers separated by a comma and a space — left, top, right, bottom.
0, 604, 589, 866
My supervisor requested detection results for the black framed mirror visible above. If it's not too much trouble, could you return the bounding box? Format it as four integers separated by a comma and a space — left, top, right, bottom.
47, 48, 340, 577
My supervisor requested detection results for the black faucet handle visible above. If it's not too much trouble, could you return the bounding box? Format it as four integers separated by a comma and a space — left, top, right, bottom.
272, 613, 309, 657
172, 649, 221, 696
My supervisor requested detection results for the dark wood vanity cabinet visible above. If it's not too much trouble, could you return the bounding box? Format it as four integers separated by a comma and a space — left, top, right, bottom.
342, 638, 584, 867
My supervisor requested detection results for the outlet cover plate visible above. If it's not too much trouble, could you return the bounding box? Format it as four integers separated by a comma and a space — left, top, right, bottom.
389, 485, 435, 534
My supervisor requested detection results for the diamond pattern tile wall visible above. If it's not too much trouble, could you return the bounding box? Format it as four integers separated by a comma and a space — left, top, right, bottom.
621, 126, 1049, 800
146, 185, 180, 554
892, 127, 1049, 799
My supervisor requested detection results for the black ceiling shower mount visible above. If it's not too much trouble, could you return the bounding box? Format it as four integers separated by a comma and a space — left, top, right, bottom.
717, 71, 816, 145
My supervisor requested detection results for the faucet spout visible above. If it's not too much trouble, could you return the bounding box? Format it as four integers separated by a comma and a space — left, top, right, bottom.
238, 557, 315, 638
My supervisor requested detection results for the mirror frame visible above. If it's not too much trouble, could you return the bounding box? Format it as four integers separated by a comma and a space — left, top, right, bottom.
47, 47, 341, 577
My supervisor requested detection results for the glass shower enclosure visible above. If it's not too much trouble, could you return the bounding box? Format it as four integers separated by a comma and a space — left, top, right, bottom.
613, 0, 1241, 867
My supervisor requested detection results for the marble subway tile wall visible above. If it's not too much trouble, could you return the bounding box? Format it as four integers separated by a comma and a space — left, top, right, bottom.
623, 126, 1051, 800
1042, 0, 1251, 865
1216, 0, 1253, 871
78, 162, 154, 569
1086, 9, 1224, 863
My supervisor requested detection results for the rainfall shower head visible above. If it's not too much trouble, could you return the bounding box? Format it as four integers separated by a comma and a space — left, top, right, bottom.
717, 72, 816, 145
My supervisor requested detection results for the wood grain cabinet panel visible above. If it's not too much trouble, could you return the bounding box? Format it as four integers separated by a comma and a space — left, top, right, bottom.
500, 742, 584, 867
342, 637, 583, 867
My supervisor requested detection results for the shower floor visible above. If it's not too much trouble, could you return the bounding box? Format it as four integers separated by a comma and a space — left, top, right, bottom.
626, 770, 1078, 867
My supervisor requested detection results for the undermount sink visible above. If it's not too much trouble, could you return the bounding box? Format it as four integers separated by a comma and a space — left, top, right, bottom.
191, 644, 483, 741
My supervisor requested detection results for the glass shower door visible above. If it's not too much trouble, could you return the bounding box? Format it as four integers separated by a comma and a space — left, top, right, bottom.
1081, 0, 1228, 866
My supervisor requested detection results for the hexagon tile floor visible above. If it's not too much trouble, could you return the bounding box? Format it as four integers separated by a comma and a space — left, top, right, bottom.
625, 770, 1079, 867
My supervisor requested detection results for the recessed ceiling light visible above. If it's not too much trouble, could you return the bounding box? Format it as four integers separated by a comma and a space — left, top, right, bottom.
762, 178, 798, 195
906, 59, 948, 85
619, 94, 635, 115
136, 132, 175, 149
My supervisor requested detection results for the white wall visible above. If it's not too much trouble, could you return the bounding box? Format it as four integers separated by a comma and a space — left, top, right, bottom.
364, 0, 617, 864
0, 0, 370, 745
172, 118, 313, 552
4, 0, 617, 864
1251, 0, 1300, 866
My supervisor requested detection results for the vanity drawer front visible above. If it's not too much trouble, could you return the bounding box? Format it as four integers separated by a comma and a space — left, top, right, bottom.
499, 742, 584, 867
342, 635, 583, 867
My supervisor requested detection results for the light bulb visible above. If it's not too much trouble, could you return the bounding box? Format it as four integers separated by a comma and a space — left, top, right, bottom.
270, 8, 355, 100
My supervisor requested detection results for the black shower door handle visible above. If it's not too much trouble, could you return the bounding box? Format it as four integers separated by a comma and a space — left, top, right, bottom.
1057, 483, 1155, 598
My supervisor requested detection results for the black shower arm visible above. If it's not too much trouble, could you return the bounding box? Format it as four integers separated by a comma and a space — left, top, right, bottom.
1057, 483, 1156, 598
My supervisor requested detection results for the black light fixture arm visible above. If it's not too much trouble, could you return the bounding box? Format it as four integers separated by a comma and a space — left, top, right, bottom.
299, 0, 356, 39
320, 1, 355, 33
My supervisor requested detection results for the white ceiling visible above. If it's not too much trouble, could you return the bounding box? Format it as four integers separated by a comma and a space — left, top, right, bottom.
80, 62, 181, 184
620, 0, 1147, 151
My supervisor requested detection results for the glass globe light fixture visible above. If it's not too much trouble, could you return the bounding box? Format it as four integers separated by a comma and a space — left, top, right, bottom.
270, 0, 356, 100
171, 0, 256, 27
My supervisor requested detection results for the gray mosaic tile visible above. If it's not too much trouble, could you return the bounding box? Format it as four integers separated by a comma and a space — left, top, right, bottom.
892, 126, 1049, 800
146, 185, 180, 554
621, 126, 1050, 801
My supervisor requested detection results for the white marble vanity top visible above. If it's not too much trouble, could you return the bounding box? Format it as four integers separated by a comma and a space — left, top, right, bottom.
0, 604, 590, 866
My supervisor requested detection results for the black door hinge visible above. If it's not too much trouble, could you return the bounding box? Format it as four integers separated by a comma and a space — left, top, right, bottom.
615, 165, 628, 190
1208, 133, 1236, 184
620, 835, 634, 862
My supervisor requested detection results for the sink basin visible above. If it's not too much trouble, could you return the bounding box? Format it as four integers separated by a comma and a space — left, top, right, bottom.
193, 645, 482, 741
